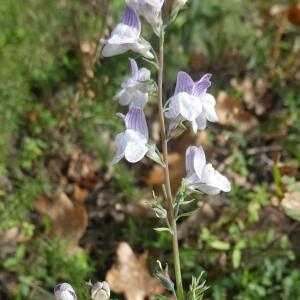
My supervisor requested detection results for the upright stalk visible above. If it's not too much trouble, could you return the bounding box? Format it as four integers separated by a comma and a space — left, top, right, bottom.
157, 25, 185, 300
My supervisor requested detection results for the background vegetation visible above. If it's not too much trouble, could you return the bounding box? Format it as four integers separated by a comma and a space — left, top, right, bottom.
0, 0, 299, 299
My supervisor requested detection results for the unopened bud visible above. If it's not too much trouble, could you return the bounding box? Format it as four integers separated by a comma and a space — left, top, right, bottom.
162, 0, 189, 25
54, 283, 77, 300
174, 0, 188, 10
91, 282, 110, 300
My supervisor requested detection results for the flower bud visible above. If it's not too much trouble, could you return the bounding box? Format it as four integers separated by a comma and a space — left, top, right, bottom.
174, 0, 188, 11
162, 0, 188, 24
91, 282, 110, 300
54, 283, 77, 300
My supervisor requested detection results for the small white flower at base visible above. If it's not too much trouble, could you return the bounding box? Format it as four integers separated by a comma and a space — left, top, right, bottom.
126, 0, 165, 35
102, 6, 154, 59
113, 107, 149, 164
91, 282, 110, 300
184, 146, 231, 195
114, 59, 151, 108
165, 72, 218, 133
54, 283, 77, 300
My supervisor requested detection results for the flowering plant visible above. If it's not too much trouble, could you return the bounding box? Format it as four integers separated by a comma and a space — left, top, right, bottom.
55, 1, 231, 299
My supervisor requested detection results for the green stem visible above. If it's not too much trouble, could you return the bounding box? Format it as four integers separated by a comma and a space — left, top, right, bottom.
157, 25, 185, 300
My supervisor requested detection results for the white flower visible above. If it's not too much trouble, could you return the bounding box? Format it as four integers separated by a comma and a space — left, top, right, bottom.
126, 0, 164, 35
54, 283, 77, 300
165, 72, 218, 133
114, 58, 151, 108
102, 6, 154, 59
184, 146, 231, 195
113, 107, 149, 164
91, 282, 110, 300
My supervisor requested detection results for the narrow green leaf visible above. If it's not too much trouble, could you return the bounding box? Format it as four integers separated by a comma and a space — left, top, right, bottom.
232, 247, 242, 269
210, 240, 230, 251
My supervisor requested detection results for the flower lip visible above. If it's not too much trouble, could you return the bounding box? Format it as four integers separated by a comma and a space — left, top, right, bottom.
184, 146, 231, 195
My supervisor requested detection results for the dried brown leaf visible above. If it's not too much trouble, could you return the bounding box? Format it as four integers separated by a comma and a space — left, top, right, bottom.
216, 91, 258, 132
106, 242, 164, 300
35, 190, 87, 250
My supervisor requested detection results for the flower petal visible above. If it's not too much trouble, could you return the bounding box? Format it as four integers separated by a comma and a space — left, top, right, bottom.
125, 107, 149, 138
146, 0, 164, 8
195, 184, 221, 195
184, 173, 200, 187
121, 6, 141, 34
129, 38, 153, 59
114, 88, 148, 108
54, 283, 77, 300
195, 112, 208, 130
201, 93, 216, 106
168, 115, 184, 131
185, 146, 198, 176
201, 164, 231, 193
125, 140, 148, 163
102, 43, 129, 57
112, 133, 128, 164
165, 95, 180, 119
193, 79, 211, 97
176, 93, 202, 121
199, 73, 212, 82
203, 102, 219, 122
185, 146, 206, 179
193, 146, 206, 179
129, 58, 139, 79
138, 67, 151, 82
174, 71, 194, 95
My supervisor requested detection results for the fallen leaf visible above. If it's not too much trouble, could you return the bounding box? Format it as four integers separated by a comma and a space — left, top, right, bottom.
106, 242, 164, 300
216, 91, 258, 132
287, 3, 300, 26
73, 184, 89, 202
35, 190, 88, 251
123, 198, 155, 219
281, 192, 300, 222
231, 77, 272, 116
0, 227, 31, 258
146, 153, 185, 194
68, 148, 100, 185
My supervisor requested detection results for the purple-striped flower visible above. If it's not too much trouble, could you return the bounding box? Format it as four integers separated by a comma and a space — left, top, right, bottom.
165, 72, 218, 133
54, 283, 77, 300
113, 107, 149, 164
126, 0, 165, 35
114, 59, 151, 108
184, 146, 231, 195
102, 6, 154, 59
